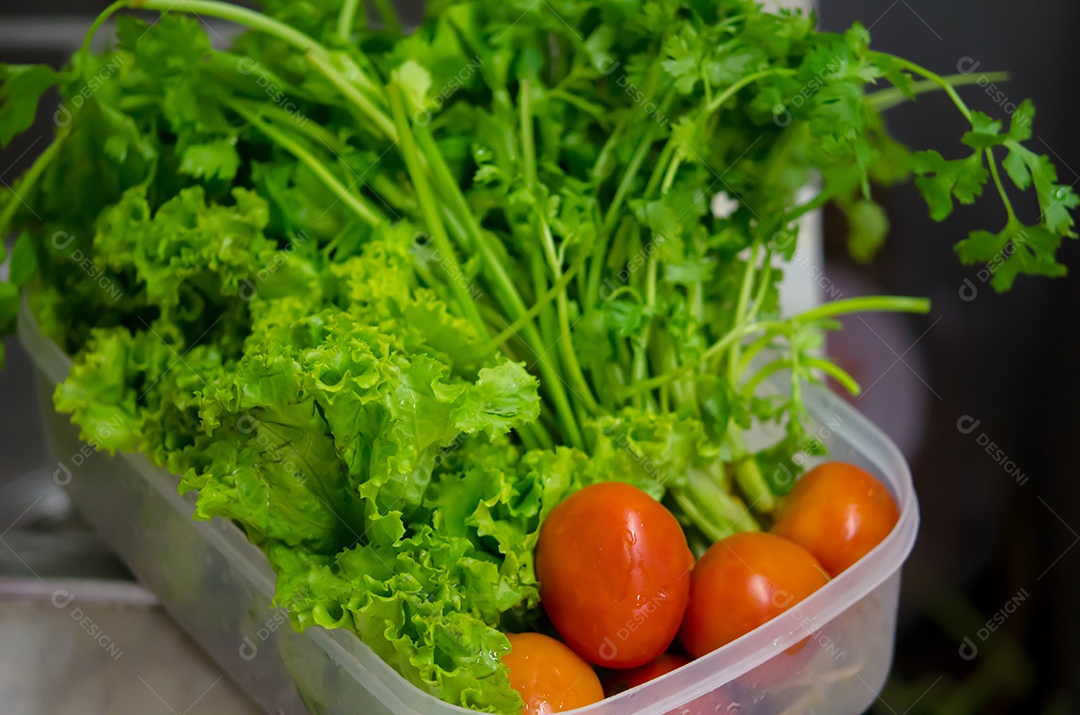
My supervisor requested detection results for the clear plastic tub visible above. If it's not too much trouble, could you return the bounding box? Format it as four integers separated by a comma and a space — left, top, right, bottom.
18, 298, 918, 715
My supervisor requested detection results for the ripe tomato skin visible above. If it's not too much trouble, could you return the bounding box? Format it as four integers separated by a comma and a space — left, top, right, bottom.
535, 482, 695, 669
678, 532, 829, 658
772, 461, 900, 576
603, 653, 692, 695
502, 632, 604, 714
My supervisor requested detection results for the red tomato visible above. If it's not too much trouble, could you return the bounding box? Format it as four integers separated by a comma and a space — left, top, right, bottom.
502, 632, 604, 714
603, 653, 692, 695
772, 461, 900, 576
536, 482, 695, 669
678, 532, 829, 658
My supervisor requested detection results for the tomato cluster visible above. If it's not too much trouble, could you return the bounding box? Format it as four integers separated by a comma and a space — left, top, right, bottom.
501, 461, 900, 713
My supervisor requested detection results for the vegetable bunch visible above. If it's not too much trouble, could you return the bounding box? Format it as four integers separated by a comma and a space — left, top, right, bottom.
0, 0, 1074, 711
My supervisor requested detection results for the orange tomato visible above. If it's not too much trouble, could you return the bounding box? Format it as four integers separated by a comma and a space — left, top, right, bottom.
502, 632, 604, 714
772, 461, 900, 576
678, 532, 829, 658
535, 482, 694, 668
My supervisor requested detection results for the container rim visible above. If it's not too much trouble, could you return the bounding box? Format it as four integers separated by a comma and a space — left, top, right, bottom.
17, 294, 919, 715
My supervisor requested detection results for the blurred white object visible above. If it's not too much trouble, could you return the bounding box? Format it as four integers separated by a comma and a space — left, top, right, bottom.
765, 0, 821, 317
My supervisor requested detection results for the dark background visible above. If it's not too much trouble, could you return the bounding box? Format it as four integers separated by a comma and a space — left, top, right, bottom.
1, 1, 1077, 713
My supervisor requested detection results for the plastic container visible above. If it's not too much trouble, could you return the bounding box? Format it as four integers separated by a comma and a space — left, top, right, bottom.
18, 298, 918, 715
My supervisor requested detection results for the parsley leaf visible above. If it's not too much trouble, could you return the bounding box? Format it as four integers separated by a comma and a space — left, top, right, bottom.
0, 64, 59, 148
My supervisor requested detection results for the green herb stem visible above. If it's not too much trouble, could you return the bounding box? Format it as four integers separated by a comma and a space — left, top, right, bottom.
479, 254, 586, 355
622, 321, 771, 399
226, 100, 385, 227
871, 54, 1024, 226
306, 52, 396, 140
336, 0, 362, 40
118, 0, 398, 140
804, 355, 862, 395
728, 241, 761, 383
867, 71, 1011, 113
370, 0, 404, 35
0, 133, 66, 241
387, 86, 487, 332
871, 54, 972, 122
704, 68, 795, 116
733, 458, 778, 514
672, 468, 760, 541
986, 147, 1020, 226
792, 295, 930, 323
412, 129, 584, 450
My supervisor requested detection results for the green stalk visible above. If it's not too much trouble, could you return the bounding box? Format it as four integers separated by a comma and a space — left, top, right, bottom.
415, 130, 536, 324
586, 122, 664, 308
413, 131, 582, 449
623, 321, 771, 399
336, 0, 362, 40
600, 101, 670, 236
986, 148, 1020, 226
526, 250, 586, 449
0, 133, 66, 241
643, 139, 677, 197
628, 296, 930, 400
307, 52, 396, 139
479, 252, 587, 355
630, 338, 648, 411
584, 67, 665, 306
547, 90, 611, 126
704, 68, 795, 117
783, 166, 860, 224
110, 0, 398, 140
792, 295, 930, 323
659, 153, 683, 195
517, 426, 543, 451
539, 223, 601, 413
370, 0, 404, 35
583, 216, 613, 307
867, 71, 1011, 113
870, 53, 1022, 227
520, 81, 539, 189
747, 248, 774, 323
589, 61, 666, 186
740, 357, 792, 397
733, 459, 778, 515
126, 0, 322, 52
226, 91, 343, 150
672, 467, 760, 542
734, 333, 777, 377
728, 241, 760, 383
528, 255, 559, 357
387, 86, 487, 332
804, 356, 862, 396
240, 100, 346, 154
521, 81, 601, 414
226, 101, 385, 226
